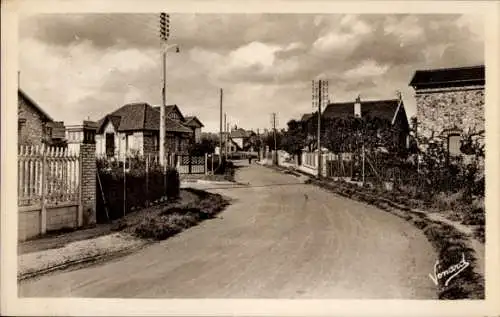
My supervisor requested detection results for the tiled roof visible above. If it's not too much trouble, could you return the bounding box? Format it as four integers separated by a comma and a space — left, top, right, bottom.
152, 105, 184, 121
301, 113, 313, 122
409, 65, 485, 89
184, 116, 205, 128
18, 89, 54, 122
322, 99, 401, 122
165, 118, 194, 133
230, 128, 247, 138
97, 103, 193, 134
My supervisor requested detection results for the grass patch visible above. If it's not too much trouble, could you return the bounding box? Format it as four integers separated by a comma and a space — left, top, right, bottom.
110, 188, 230, 241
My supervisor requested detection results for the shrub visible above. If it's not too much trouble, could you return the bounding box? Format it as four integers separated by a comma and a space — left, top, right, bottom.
461, 206, 485, 226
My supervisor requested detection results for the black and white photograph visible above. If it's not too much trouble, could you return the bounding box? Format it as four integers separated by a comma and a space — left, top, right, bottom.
1, 0, 499, 316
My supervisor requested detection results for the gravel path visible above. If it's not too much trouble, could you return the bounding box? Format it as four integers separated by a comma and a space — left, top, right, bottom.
18, 233, 147, 279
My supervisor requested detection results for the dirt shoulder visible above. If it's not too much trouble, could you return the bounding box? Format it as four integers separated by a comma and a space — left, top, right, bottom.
18, 188, 231, 281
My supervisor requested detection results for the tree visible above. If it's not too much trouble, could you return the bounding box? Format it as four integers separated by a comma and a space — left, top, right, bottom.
188, 136, 217, 156
280, 119, 307, 155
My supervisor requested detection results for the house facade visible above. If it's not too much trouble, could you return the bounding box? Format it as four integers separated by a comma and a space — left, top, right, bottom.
230, 126, 256, 151
409, 65, 485, 155
18, 89, 66, 146
301, 95, 410, 152
95, 103, 203, 160
184, 116, 204, 143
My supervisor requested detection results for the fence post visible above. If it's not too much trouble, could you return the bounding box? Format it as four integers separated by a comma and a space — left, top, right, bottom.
362, 144, 365, 184
78, 121, 97, 227
163, 153, 167, 198
205, 153, 208, 175
123, 156, 126, 217
40, 145, 47, 234
146, 154, 149, 207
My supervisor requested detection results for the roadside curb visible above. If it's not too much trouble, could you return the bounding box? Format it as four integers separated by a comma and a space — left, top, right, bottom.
18, 243, 150, 281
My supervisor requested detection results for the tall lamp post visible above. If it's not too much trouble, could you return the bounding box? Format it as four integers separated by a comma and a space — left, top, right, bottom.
159, 12, 180, 167
312, 79, 329, 178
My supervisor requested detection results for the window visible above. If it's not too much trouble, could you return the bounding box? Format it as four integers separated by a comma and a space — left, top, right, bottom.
153, 135, 159, 151
448, 134, 461, 157
18, 119, 26, 141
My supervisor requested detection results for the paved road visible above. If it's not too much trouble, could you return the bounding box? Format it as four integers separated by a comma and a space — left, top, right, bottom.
19, 161, 437, 298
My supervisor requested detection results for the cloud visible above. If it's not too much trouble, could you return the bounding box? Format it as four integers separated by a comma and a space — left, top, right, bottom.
344, 60, 389, 79
19, 13, 485, 131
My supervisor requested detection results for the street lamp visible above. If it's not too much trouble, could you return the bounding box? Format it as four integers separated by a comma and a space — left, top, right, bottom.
159, 12, 180, 167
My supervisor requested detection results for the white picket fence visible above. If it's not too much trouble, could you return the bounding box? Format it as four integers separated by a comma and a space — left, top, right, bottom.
18, 145, 80, 207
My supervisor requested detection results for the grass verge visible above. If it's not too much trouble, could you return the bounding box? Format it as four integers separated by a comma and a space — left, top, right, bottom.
111, 188, 230, 241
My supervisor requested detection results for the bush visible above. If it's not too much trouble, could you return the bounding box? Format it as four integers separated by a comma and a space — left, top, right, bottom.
461, 206, 485, 226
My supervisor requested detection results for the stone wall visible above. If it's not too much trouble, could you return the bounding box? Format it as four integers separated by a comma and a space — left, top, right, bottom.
416, 86, 484, 139
80, 143, 96, 226
18, 95, 47, 146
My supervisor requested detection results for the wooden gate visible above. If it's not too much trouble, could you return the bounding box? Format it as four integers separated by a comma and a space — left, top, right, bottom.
177, 155, 206, 174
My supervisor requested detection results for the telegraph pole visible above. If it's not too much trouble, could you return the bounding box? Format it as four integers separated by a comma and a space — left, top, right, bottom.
317, 80, 322, 178
159, 13, 170, 166
271, 113, 278, 165
312, 79, 329, 178
219, 88, 223, 164
224, 113, 227, 159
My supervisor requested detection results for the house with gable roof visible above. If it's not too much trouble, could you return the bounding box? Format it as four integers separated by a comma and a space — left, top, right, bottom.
95, 103, 203, 160
300, 94, 410, 152
18, 88, 66, 147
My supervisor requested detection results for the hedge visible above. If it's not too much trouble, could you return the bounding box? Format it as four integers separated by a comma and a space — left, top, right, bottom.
96, 157, 180, 222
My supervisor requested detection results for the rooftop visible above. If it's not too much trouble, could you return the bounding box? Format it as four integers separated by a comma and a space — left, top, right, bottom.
409, 65, 485, 89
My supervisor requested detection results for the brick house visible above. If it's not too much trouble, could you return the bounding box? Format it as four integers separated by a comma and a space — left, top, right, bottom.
95, 103, 202, 160
409, 65, 485, 156
301, 95, 410, 151
18, 89, 66, 146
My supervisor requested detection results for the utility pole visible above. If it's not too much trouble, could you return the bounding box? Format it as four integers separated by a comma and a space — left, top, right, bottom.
317, 80, 322, 178
159, 12, 170, 167
227, 121, 230, 157
224, 113, 227, 159
271, 113, 278, 165
312, 79, 329, 178
219, 88, 223, 164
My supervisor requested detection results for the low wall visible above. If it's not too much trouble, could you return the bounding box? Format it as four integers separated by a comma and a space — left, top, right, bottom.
18, 202, 79, 241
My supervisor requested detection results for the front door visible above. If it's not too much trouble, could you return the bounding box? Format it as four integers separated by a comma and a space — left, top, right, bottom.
106, 133, 115, 158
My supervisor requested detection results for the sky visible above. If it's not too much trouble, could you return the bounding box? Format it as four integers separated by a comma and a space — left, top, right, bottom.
19, 13, 484, 132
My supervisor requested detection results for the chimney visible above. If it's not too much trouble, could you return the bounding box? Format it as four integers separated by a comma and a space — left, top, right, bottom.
354, 95, 361, 117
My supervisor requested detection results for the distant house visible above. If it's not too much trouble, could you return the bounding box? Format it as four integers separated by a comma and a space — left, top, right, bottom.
95, 103, 202, 160
18, 88, 66, 147
409, 65, 485, 156
184, 116, 204, 143
230, 126, 256, 151
320, 96, 410, 151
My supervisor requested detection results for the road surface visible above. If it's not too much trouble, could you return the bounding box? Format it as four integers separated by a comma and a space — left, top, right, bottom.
19, 161, 437, 298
